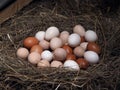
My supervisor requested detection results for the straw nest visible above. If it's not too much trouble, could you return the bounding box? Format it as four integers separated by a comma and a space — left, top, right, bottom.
0, 0, 120, 90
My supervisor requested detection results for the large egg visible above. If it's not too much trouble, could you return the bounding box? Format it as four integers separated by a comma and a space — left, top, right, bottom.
30, 45, 43, 54
45, 26, 60, 41
23, 37, 39, 49
73, 24, 86, 36
68, 33, 81, 47
59, 31, 69, 44
84, 51, 99, 64
73, 46, 85, 57
35, 31, 45, 41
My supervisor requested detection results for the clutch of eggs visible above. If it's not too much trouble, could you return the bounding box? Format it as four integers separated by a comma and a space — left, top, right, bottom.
16, 25, 101, 71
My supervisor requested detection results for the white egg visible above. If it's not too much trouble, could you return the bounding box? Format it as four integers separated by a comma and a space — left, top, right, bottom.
73, 25, 86, 36
64, 60, 80, 70
41, 50, 53, 62
85, 30, 98, 42
80, 42, 88, 50
84, 51, 99, 63
45, 26, 60, 41
35, 31, 45, 41
68, 33, 81, 47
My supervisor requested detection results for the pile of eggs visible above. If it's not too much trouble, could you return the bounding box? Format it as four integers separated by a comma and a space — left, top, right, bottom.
16, 25, 101, 71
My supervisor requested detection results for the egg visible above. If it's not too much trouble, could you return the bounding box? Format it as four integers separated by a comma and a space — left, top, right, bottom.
39, 40, 50, 50
73, 46, 85, 57
35, 31, 45, 41
66, 54, 76, 61
28, 52, 41, 64
68, 33, 81, 47
50, 37, 63, 50
80, 42, 88, 50
41, 50, 53, 62
50, 60, 63, 68
30, 45, 43, 54
16, 47, 29, 59
87, 42, 101, 54
84, 51, 99, 64
80, 36, 85, 42
37, 60, 50, 67
45, 26, 60, 41
59, 31, 69, 44
62, 45, 73, 54
76, 58, 89, 69
23, 37, 39, 49
64, 60, 80, 71
73, 25, 86, 36
53, 48, 67, 61
85, 30, 98, 42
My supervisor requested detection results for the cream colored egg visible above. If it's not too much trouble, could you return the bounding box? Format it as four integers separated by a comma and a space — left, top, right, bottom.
37, 60, 50, 67
39, 40, 50, 50
73, 46, 85, 57
80, 42, 88, 50
51, 60, 63, 68
60, 31, 69, 44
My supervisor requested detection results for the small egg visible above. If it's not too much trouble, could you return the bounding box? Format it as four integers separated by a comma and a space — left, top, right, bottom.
30, 45, 43, 54
84, 51, 99, 64
76, 58, 89, 69
39, 40, 50, 50
50, 37, 63, 50
41, 50, 53, 62
73, 25, 86, 36
87, 42, 101, 54
28, 52, 41, 65
85, 30, 98, 42
16, 47, 29, 59
62, 45, 73, 54
35, 31, 45, 41
59, 31, 69, 44
66, 54, 76, 61
23, 37, 39, 49
64, 60, 80, 71
45, 26, 60, 41
73, 46, 85, 57
37, 60, 50, 67
80, 42, 88, 50
51, 60, 63, 68
53, 48, 67, 61
68, 33, 81, 47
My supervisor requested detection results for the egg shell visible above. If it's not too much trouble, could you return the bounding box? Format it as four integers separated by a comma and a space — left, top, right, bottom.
68, 33, 81, 47
41, 50, 53, 62
28, 52, 41, 65
37, 60, 50, 67
45, 26, 60, 41
39, 40, 50, 50
35, 31, 45, 41
60, 31, 69, 44
85, 30, 98, 42
62, 45, 73, 54
50, 37, 63, 50
76, 58, 89, 69
66, 54, 76, 61
80, 42, 88, 50
23, 37, 39, 49
73, 25, 86, 36
84, 51, 99, 64
51, 60, 63, 68
30, 45, 43, 54
53, 48, 67, 61
16, 47, 29, 59
73, 46, 85, 57
87, 42, 101, 54
64, 60, 80, 71
80, 36, 85, 43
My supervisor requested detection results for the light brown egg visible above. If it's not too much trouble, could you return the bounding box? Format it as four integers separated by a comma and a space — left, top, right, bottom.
62, 45, 73, 54
51, 60, 63, 68
23, 37, 39, 49
87, 42, 101, 54
60, 31, 69, 44
73, 46, 85, 57
66, 54, 76, 61
39, 40, 50, 50
37, 60, 50, 67
30, 45, 43, 54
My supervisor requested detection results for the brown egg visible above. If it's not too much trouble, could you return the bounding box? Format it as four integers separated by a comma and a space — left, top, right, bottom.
80, 36, 85, 43
76, 58, 89, 69
87, 42, 101, 54
30, 45, 43, 54
23, 37, 39, 49
73, 46, 85, 57
62, 45, 73, 54
66, 54, 76, 61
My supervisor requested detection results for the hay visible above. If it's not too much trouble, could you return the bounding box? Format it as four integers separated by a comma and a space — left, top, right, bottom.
0, 0, 120, 90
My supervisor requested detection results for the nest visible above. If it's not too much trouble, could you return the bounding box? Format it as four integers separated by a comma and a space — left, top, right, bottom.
0, 0, 120, 90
